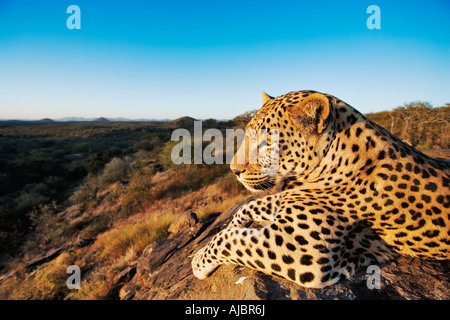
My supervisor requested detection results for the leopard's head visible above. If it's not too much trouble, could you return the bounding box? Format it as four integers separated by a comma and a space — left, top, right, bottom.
230, 90, 335, 191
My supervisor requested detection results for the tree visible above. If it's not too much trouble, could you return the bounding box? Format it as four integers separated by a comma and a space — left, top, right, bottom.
390, 102, 449, 148
232, 109, 258, 129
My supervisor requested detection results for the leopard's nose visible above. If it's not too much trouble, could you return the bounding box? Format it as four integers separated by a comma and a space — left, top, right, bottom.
230, 163, 245, 176
231, 167, 242, 175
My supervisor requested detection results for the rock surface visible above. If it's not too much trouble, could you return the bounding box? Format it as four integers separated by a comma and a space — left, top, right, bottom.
168, 212, 199, 234
120, 197, 450, 300
25, 246, 68, 270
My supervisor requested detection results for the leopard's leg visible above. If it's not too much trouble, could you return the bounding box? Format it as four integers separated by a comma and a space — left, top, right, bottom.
193, 193, 396, 287
344, 221, 398, 272
227, 194, 281, 228
192, 222, 358, 288
192, 195, 281, 279
192, 227, 262, 279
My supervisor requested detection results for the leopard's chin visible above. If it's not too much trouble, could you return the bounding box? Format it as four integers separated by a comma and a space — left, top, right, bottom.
237, 175, 275, 192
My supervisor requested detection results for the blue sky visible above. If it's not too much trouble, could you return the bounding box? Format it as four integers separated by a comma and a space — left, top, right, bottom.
0, 0, 449, 120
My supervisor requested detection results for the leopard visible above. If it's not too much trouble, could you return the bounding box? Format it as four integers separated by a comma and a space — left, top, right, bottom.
192, 90, 450, 288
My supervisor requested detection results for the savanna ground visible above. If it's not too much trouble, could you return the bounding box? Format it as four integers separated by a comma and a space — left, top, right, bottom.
0, 101, 448, 299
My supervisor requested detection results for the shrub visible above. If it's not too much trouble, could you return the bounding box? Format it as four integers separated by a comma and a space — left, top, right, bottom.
99, 157, 130, 185
66, 159, 88, 180
216, 171, 246, 195
33, 265, 68, 299
133, 137, 164, 152
73, 141, 92, 153
121, 163, 155, 207
69, 156, 131, 207
69, 174, 99, 205
14, 191, 48, 214
27, 201, 62, 249
159, 141, 180, 170
0, 252, 73, 300
65, 279, 108, 300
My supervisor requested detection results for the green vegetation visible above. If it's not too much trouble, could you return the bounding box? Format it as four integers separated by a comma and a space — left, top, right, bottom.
0, 121, 175, 254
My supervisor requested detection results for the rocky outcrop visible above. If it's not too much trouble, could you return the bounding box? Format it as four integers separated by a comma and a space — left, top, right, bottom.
23, 238, 96, 271
25, 246, 69, 270
120, 198, 450, 300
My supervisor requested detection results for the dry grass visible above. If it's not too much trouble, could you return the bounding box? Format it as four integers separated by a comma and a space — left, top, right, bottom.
65, 279, 108, 300
93, 172, 249, 263
0, 252, 76, 300
94, 212, 176, 262
60, 174, 249, 300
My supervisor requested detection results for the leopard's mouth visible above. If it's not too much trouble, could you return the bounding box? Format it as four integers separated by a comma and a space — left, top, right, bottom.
236, 174, 276, 192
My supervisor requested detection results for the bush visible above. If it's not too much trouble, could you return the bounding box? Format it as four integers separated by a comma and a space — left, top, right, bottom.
99, 157, 130, 185
69, 156, 131, 206
66, 159, 88, 180
0, 257, 70, 300
32, 265, 68, 299
73, 141, 92, 153
43, 176, 65, 198
14, 191, 48, 214
133, 137, 163, 152
27, 201, 62, 248
121, 162, 155, 207
159, 141, 180, 170
216, 171, 246, 195
69, 174, 99, 205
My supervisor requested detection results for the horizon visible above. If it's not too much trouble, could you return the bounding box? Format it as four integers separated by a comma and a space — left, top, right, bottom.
0, 101, 449, 123
0, 0, 449, 120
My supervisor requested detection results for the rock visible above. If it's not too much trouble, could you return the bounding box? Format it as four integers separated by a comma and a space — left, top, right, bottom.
136, 214, 204, 278
0, 253, 11, 271
25, 246, 68, 270
24, 238, 96, 270
114, 264, 137, 285
74, 238, 95, 248
120, 196, 450, 300
119, 282, 140, 300
78, 245, 105, 269
110, 263, 138, 299
168, 212, 199, 234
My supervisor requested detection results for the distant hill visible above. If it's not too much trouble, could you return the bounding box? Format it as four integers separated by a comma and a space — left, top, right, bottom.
92, 117, 110, 122
39, 118, 55, 123
169, 116, 197, 124
168, 116, 197, 131
0, 117, 174, 122
56, 117, 171, 122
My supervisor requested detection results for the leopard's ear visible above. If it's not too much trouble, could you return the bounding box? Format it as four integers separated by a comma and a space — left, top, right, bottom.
262, 92, 274, 104
289, 93, 330, 134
